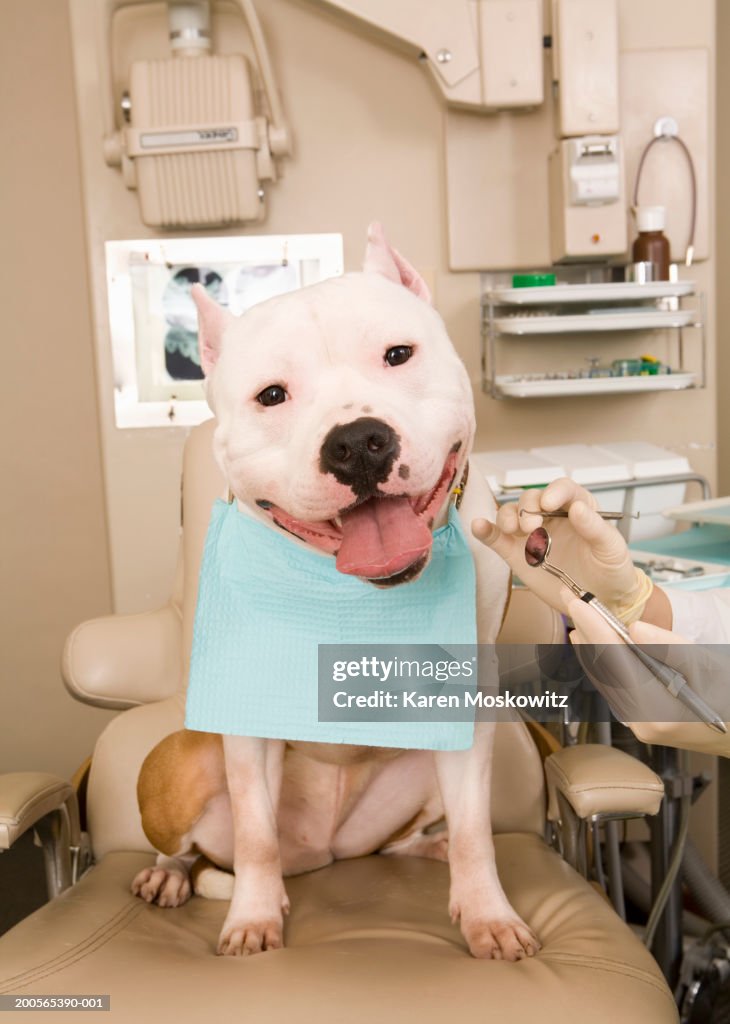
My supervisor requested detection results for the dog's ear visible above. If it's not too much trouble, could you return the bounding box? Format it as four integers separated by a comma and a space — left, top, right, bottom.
363, 222, 432, 304
191, 284, 233, 376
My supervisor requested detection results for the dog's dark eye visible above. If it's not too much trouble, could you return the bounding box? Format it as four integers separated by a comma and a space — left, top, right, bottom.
385, 345, 413, 367
256, 385, 288, 407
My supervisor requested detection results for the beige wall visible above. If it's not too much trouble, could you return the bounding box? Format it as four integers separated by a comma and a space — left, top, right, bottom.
1, 0, 722, 781
718, 0, 730, 494
0, 0, 115, 778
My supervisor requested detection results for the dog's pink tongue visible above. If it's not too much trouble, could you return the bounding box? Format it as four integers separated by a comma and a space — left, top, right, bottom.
336, 497, 433, 579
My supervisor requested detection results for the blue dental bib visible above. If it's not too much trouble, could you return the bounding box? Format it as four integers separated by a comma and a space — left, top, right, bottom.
185, 498, 477, 750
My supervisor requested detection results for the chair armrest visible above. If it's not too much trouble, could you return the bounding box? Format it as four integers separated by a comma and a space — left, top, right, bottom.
62, 604, 182, 709
545, 744, 664, 822
630, 720, 730, 758
0, 773, 79, 850
0, 773, 82, 898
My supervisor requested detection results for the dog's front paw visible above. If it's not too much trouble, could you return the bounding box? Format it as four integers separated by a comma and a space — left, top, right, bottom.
217, 874, 290, 956
131, 866, 191, 907
216, 917, 284, 956
454, 906, 541, 961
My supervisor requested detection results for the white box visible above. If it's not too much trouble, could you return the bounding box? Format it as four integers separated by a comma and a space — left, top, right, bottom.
594, 442, 690, 479
595, 442, 690, 541
471, 449, 565, 490
530, 444, 629, 486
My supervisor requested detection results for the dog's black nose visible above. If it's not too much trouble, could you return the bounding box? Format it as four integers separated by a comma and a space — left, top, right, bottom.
320, 417, 400, 496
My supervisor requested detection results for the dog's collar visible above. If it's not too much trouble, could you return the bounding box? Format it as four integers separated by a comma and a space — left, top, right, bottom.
451, 461, 469, 510
227, 460, 470, 510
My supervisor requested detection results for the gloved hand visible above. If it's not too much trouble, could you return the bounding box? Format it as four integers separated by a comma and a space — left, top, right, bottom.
472, 477, 652, 624
566, 591, 730, 756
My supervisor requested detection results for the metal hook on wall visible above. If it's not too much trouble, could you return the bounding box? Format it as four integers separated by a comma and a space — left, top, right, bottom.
632, 116, 698, 266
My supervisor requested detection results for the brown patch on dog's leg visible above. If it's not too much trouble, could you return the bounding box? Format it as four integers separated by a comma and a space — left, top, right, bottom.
137, 730, 226, 855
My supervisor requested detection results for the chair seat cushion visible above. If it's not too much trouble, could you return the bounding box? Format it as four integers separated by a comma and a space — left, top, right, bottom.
0, 834, 677, 1024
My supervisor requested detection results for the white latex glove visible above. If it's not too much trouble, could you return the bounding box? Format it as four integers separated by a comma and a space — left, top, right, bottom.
566, 591, 730, 756
472, 477, 649, 622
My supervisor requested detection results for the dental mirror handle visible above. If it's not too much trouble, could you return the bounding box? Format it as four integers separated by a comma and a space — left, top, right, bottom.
579, 592, 727, 734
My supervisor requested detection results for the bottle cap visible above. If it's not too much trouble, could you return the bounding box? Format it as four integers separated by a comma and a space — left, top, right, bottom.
636, 206, 666, 232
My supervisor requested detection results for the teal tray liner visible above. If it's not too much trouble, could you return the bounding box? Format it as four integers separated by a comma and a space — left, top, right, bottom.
631, 524, 730, 590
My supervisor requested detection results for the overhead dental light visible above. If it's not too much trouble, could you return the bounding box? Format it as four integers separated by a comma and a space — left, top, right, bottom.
98, 0, 291, 229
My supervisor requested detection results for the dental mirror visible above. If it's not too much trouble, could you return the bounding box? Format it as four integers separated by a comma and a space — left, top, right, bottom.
524, 527, 551, 569
524, 526, 581, 596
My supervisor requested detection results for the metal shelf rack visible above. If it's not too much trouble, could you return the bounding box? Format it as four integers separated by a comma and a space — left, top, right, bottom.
480, 280, 706, 399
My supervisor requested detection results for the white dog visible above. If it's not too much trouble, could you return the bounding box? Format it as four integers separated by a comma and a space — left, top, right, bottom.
132, 224, 540, 962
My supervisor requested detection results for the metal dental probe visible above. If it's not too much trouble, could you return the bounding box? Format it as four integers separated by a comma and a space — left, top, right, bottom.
519, 508, 640, 521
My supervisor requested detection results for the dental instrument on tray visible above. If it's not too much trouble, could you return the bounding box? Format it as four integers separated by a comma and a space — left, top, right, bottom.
524, 526, 727, 734
519, 508, 640, 521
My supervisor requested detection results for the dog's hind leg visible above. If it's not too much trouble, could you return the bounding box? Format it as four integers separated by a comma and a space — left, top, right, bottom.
132, 853, 196, 907
380, 828, 449, 862
190, 854, 235, 900
133, 730, 228, 907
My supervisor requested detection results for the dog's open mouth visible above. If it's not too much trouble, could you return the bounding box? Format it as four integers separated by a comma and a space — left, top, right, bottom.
256, 451, 460, 584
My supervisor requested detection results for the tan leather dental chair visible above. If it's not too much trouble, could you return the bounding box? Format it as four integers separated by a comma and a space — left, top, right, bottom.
0, 421, 678, 1023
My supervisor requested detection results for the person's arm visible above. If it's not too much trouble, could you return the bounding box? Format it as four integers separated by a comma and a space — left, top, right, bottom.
658, 587, 730, 644
639, 583, 673, 630
566, 591, 730, 756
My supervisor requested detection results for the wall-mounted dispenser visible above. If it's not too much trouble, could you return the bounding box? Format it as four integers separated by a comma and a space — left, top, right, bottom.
98, 0, 291, 229
548, 134, 627, 261
548, 0, 627, 261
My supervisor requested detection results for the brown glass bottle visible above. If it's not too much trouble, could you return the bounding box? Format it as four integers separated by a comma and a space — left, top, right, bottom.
632, 206, 670, 280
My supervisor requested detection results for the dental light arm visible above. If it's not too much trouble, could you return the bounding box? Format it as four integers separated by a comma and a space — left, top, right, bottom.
235, 0, 290, 156
311, 0, 544, 110
97, 0, 151, 169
